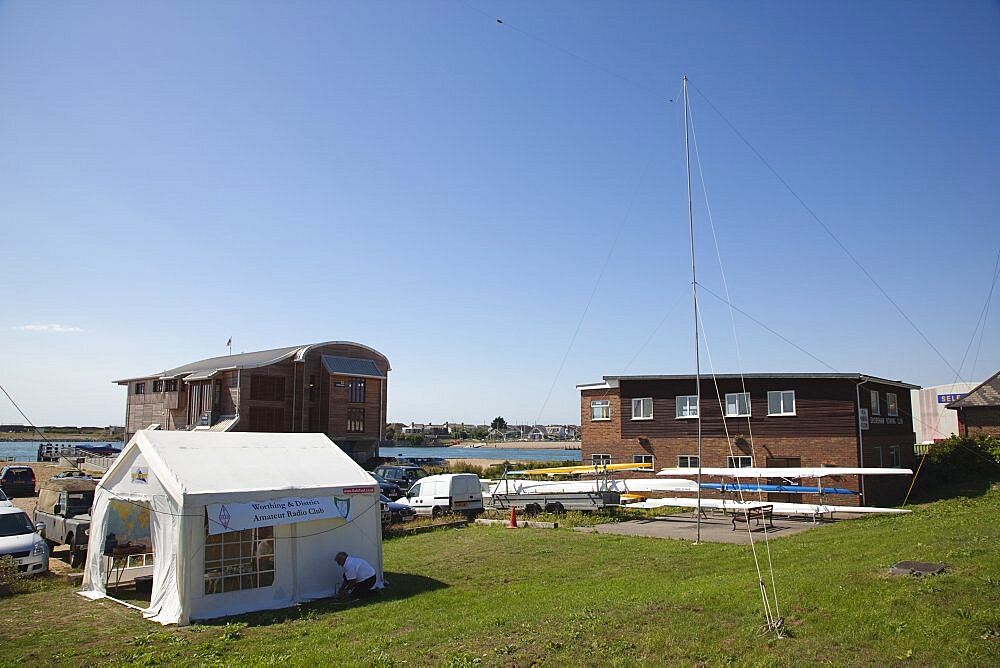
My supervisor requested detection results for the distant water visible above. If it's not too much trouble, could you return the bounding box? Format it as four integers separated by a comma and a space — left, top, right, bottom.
0, 440, 123, 463
380, 445, 581, 462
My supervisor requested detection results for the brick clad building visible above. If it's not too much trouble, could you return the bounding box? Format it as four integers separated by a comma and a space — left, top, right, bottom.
578, 373, 919, 506
948, 369, 1000, 438
114, 341, 389, 464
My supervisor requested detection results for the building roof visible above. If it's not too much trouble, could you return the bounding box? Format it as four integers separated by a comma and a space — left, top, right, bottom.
947, 370, 1000, 408
578, 373, 920, 390
114, 341, 389, 384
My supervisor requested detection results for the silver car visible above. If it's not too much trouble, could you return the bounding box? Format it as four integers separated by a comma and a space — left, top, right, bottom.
0, 507, 48, 575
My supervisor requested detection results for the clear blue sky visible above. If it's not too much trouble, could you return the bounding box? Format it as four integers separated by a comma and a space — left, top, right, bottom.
1, 1, 998, 427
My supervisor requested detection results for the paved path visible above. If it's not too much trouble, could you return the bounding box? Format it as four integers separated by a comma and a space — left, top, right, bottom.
577, 511, 824, 544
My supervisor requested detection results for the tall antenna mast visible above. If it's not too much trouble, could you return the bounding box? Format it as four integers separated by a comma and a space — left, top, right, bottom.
683, 75, 703, 544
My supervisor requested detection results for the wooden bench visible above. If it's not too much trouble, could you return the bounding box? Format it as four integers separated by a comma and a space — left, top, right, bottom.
732, 504, 774, 531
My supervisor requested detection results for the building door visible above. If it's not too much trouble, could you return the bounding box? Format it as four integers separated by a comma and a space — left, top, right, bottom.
188, 384, 201, 427
765, 456, 801, 504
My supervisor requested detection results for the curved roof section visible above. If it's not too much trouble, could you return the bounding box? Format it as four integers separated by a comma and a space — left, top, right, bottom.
114, 341, 389, 384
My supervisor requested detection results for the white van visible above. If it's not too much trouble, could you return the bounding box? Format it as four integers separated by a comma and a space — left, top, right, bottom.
401, 473, 484, 517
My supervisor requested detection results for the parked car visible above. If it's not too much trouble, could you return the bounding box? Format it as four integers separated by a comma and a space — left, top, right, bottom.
0, 488, 13, 508
399, 456, 448, 468
0, 506, 48, 575
0, 466, 36, 498
380, 494, 416, 524
368, 472, 404, 500
33, 477, 96, 567
373, 464, 428, 489
398, 473, 484, 518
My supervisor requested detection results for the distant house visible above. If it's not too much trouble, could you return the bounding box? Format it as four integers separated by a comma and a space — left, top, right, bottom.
527, 426, 547, 441
399, 422, 450, 437
544, 425, 580, 440
578, 372, 919, 506
113, 341, 390, 464
947, 370, 1000, 438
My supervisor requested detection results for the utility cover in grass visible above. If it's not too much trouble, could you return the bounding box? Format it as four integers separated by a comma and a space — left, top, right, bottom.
889, 561, 947, 576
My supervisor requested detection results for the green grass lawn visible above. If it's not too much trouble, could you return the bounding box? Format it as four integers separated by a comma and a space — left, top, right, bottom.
2, 485, 999, 666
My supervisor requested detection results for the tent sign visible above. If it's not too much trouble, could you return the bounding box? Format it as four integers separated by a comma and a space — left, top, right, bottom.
207, 496, 352, 535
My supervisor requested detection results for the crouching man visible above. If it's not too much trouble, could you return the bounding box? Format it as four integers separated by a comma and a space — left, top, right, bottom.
335, 551, 383, 600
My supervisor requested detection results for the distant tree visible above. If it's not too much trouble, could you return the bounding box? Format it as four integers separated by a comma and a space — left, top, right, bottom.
471, 426, 489, 440
491, 416, 508, 432
385, 426, 396, 440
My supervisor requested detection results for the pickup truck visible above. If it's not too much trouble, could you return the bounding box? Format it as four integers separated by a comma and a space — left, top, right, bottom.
33, 477, 96, 567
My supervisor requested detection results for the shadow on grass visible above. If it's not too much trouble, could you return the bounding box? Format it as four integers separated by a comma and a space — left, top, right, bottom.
906, 475, 1000, 504
196, 572, 448, 628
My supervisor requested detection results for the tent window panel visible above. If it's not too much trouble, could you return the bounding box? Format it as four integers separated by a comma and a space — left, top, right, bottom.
204, 522, 276, 595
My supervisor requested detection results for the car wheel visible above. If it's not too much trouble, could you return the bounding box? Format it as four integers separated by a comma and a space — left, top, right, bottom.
431, 506, 442, 519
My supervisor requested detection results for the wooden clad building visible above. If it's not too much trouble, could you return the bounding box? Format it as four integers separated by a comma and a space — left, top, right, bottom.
114, 342, 390, 464
578, 373, 919, 506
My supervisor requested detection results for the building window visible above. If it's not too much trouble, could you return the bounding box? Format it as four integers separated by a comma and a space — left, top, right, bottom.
678, 455, 700, 468
591, 400, 611, 421
725, 393, 751, 417
889, 446, 900, 467
726, 456, 752, 468
204, 525, 274, 595
632, 454, 654, 468
250, 375, 285, 402
874, 446, 883, 467
348, 378, 366, 403
887, 393, 898, 417
870, 390, 880, 416
675, 395, 699, 419
631, 397, 653, 420
134, 382, 145, 395
165, 379, 178, 392
767, 390, 795, 416
592, 453, 612, 466
347, 408, 365, 433
152, 380, 164, 393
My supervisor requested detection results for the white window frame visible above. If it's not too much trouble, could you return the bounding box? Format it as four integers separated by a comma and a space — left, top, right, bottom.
767, 390, 796, 416
726, 456, 753, 468
870, 390, 880, 416
724, 392, 751, 417
889, 446, 900, 467
631, 397, 653, 420
590, 399, 611, 421
592, 453, 612, 466
675, 395, 699, 419
678, 455, 700, 468
887, 393, 898, 417
632, 454, 654, 468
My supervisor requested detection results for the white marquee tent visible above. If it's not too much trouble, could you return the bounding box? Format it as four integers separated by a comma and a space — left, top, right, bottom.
80, 431, 383, 625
